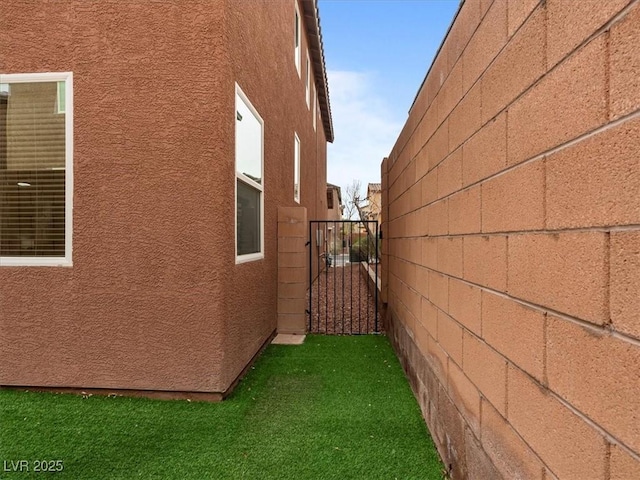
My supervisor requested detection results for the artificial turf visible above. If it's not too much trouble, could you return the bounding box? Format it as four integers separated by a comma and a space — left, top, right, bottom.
0, 335, 443, 479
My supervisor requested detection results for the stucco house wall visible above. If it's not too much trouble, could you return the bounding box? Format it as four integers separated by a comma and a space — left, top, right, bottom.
0, 0, 332, 398
381, 0, 639, 478
222, 0, 330, 389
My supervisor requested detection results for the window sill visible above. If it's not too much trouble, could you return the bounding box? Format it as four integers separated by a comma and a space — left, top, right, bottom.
0, 257, 73, 267
236, 253, 264, 265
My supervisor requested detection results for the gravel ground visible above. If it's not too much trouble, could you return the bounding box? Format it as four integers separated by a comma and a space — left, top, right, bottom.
307, 264, 381, 334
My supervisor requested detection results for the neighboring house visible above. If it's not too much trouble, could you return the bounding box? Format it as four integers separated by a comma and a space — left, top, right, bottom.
0, 0, 333, 399
326, 183, 343, 221
360, 182, 382, 224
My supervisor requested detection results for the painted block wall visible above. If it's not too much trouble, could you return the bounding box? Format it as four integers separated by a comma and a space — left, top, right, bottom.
381, 0, 640, 478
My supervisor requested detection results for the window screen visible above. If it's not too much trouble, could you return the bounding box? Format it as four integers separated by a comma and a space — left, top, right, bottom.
236, 179, 261, 256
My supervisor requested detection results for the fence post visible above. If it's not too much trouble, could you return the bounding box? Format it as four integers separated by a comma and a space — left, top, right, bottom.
277, 206, 308, 334
381, 157, 389, 307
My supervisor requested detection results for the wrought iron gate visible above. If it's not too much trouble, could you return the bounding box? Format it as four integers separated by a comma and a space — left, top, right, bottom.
307, 220, 379, 334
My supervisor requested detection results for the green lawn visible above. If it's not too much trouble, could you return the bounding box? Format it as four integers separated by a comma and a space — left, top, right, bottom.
0, 335, 442, 479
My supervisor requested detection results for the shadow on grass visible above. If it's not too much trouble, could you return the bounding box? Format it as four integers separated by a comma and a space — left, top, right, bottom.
0, 335, 442, 479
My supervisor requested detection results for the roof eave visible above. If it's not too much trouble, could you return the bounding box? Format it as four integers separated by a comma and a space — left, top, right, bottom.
302, 0, 334, 143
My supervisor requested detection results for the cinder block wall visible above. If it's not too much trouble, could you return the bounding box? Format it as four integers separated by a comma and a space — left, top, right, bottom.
381, 1, 639, 478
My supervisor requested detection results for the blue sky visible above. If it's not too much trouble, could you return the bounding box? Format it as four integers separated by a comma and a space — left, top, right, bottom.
318, 0, 460, 199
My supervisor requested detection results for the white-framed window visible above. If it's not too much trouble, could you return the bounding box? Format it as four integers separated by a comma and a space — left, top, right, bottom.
312, 83, 317, 131
305, 56, 311, 108
294, 133, 300, 203
294, 4, 301, 77
0, 72, 73, 267
235, 83, 264, 263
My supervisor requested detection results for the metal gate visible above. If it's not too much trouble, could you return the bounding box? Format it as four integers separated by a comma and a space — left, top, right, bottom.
307, 220, 379, 334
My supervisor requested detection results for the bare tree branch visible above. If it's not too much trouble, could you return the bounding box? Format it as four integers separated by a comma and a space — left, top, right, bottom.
355, 201, 381, 261
341, 179, 381, 261
342, 179, 362, 220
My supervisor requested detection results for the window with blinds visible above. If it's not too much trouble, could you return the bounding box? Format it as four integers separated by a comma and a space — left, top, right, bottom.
0, 72, 73, 266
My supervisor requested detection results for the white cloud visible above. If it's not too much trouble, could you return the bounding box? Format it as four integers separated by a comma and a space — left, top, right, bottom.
326, 70, 404, 199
